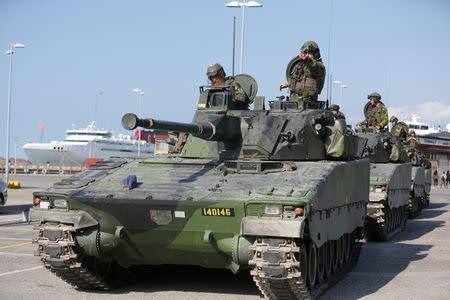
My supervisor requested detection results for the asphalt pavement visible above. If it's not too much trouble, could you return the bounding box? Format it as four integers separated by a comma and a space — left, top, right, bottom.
0, 174, 449, 300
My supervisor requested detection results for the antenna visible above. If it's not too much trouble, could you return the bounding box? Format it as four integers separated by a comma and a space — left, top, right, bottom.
326, 0, 334, 102
232, 16, 236, 76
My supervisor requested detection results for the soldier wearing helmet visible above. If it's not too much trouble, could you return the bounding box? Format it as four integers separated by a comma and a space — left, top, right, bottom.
329, 104, 346, 120
355, 92, 388, 130
279, 41, 326, 105
390, 116, 408, 141
206, 63, 249, 109
407, 130, 421, 148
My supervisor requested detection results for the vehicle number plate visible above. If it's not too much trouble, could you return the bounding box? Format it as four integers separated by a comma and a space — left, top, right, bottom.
201, 208, 235, 217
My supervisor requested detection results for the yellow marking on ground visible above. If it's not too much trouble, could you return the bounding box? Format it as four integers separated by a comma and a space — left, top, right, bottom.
0, 241, 32, 249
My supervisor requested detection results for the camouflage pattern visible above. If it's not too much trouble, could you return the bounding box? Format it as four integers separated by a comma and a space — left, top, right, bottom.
391, 121, 409, 141
286, 56, 326, 102
409, 166, 426, 218
407, 136, 421, 148
329, 104, 346, 120
402, 141, 431, 216
206, 63, 226, 79
361, 101, 388, 128
29, 77, 370, 299
224, 76, 247, 105
329, 104, 339, 110
335, 111, 346, 120
368, 92, 381, 101
301, 41, 320, 57
355, 128, 411, 241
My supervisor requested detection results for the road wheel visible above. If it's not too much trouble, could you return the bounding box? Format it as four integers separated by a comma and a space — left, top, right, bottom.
307, 242, 317, 288
317, 244, 325, 283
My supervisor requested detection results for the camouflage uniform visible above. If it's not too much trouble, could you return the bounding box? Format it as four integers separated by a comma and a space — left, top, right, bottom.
225, 76, 248, 105
361, 101, 388, 128
329, 104, 346, 120
288, 56, 326, 102
391, 121, 408, 141
335, 111, 346, 120
407, 136, 421, 148
206, 63, 249, 109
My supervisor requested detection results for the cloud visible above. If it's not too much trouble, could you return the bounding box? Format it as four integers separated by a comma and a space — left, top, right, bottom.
388, 101, 450, 129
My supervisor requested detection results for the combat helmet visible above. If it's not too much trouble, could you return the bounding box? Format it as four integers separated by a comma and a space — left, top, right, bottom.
368, 92, 381, 102
206, 63, 226, 80
390, 116, 398, 123
329, 104, 340, 111
301, 41, 321, 59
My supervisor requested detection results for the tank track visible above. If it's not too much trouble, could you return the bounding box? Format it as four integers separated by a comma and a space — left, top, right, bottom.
423, 193, 430, 208
364, 203, 408, 241
33, 223, 119, 290
248, 230, 362, 300
408, 195, 423, 218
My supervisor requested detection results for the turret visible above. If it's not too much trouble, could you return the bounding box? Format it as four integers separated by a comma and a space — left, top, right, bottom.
122, 74, 363, 161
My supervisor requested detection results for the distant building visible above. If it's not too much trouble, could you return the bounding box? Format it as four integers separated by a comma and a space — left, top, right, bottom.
418, 132, 450, 172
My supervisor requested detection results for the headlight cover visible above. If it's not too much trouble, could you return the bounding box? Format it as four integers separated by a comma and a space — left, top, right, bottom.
263, 205, 281, 215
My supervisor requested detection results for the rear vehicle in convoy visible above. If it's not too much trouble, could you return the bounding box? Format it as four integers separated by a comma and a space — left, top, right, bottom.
355, 128, 411, 241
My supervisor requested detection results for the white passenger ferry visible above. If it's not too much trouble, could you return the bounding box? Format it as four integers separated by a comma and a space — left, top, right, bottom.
404, 115, 440, 136
23, 122, 154, 166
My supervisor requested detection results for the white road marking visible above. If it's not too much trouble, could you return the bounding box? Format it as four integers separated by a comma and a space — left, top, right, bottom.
0, 266, 42, 277
0, 252, 34, 256
349, 271, 450, 278
0, 220, 27, 225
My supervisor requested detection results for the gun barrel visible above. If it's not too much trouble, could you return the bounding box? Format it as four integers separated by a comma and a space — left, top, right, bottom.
122, 113, 215, 139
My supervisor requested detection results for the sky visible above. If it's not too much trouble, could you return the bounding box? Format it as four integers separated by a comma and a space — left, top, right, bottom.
1, 0, 450, 158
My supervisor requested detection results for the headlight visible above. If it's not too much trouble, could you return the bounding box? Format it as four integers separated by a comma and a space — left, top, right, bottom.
54, 199, 68, 208
263, 206, 281, 215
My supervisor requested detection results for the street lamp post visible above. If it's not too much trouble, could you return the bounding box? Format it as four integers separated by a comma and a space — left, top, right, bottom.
225, 1, 262, 74
332, 80, 348, 111
4, 43, 25, 183
132, 88, 145, 156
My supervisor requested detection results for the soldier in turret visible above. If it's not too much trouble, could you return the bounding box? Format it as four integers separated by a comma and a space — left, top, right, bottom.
206, 63, 250, 109
279, 41, 326, 105
355, 92, 388, 130
407, 130, 421, 148
329, 104, 346, 120
390, 116, 409, 141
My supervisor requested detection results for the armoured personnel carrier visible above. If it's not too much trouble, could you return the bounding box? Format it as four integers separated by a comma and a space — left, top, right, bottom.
404, 146, 432, 216
355, 128, 411, 241
29, 75, 369, 299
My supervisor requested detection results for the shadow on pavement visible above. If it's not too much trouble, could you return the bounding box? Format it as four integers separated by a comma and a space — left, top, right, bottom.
79, 265, 260, 297
323, 242, 432, 300
427, 202, 449, 209
0, 204, 33, 215
414, 209, 447, 219
394, 219, 445, 242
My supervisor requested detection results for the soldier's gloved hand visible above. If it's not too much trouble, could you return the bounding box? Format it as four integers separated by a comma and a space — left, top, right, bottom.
375, 125, 381, 130
355, 122, 362, 127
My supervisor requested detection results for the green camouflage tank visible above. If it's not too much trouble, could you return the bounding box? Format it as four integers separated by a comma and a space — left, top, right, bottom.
29, 75, 369, 299
403, 144, 432, 217
355, 128, 411, 241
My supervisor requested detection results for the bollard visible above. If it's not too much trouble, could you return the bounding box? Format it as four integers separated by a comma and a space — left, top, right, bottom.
7, 181, 21, 189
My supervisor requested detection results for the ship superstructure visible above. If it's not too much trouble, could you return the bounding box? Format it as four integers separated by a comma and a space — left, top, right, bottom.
23, 122, 154, 166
